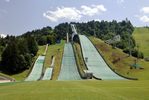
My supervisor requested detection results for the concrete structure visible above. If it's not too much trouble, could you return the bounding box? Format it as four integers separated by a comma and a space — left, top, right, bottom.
66, 32, 69, 43
71, 24, 78, 41
105, 35, 120, 45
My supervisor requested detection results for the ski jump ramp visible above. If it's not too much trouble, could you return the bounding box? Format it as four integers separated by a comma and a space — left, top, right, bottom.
78, 35, 137, 80
57, 43, 82, 81
42, 68, 53, 80
25, 56, 45, 81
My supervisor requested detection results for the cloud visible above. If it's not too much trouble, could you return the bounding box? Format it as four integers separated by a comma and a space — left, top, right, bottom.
81, 5, 107, 16
140, 7, 149, 14
43, 5, 107, 22
136, 7, 149, 23
5, 0, 9, 2
43, 7, 82, 22
139, 15, 149, 22
94, 19, 101, 22
117, 0, 124, 4
135, 15, 140, 18
0, 34, 6, 38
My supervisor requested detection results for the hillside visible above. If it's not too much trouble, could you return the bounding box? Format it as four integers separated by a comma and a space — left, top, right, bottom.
132, 27, 149, 58
90, 37, 149, 80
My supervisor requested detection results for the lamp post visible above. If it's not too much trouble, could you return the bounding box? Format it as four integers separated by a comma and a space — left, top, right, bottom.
94, 20, 96, 37
126, 18, 132, 57
137, 45, 139, 59
113, 20, 116, 47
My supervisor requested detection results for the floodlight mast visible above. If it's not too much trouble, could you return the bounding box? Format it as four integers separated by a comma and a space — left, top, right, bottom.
137, 45, 139, 59
126, 18, 132, 57
94, 20, 96, 37
113, 20, 116, 47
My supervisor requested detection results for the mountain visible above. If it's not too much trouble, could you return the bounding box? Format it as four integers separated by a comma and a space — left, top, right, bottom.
0, 34, 6, 38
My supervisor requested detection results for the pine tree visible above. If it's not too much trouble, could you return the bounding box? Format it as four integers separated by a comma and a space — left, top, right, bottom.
2, 42, 20, 72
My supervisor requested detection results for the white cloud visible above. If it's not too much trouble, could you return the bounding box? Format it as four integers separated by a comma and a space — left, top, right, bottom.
140, 7, 149, 14
85, 21, 88, 23
5, 0, 9, 2
0, 34, 6, 38
96, 5, 107, 11
81, 5, 107, 16
140, 15, 149, 22
43, 7, 82, 22
135, 15, 140, 18
43, 5, 107, 22
94, 19, 101, 22
117, 0, 124, 4
136, 7, 149, 23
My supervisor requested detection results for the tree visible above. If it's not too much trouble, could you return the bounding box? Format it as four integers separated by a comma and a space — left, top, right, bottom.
38, 36, 47, 45
18, 54, 27, 69
27, 35, 38, 56
24, 53, 32, 68
2, 42, 20, 72
0, 46, 4, 54
18, 38, 29, 55
47, 35, 56, 45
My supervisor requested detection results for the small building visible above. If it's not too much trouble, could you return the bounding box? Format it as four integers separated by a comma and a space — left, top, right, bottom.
56, 40, 61, 44
84, 70, 93, 79
145, 58, 149, 61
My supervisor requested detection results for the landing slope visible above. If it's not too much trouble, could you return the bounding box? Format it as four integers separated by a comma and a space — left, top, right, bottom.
57, 43, 82, 81
79, 35, 131, 80
42, 68, 53, 80
25, 56, 45, 81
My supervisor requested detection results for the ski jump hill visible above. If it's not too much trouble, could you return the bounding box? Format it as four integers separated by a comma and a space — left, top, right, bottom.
23, 24, 137, 81
71, 24, 137, 80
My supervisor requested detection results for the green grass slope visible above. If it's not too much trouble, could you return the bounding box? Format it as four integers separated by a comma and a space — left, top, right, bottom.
90, 37, 149, 80
132, 27, 149, 58
0, 80, 149, 100
43, 40, 65, 80
1, 38, 149, 100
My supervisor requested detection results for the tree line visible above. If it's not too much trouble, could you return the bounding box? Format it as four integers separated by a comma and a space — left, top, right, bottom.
53, 20, 143, 58
0, 20, 144, 73
1, 35, 38, 72
19, 26, 62, 45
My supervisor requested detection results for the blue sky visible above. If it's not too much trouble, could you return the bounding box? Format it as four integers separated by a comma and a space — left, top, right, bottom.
0, 0, 149, 36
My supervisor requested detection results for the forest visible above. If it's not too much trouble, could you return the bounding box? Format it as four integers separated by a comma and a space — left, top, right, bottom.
54, 20, 143, 58
0, 20, 144, 73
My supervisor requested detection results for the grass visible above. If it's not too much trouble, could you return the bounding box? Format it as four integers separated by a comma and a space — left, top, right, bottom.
132, 27, 149, 58
89, 37, 149, 80
73, 43, 86, 77
1, 36, 149, 100
0, 80, 149, 100
43, 40, 65, 80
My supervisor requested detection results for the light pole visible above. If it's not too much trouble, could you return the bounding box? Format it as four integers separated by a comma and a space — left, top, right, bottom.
113, 20, 116, 48
94, 20, 96, 37
137, 45, 139, 59
126, 18, 132, 57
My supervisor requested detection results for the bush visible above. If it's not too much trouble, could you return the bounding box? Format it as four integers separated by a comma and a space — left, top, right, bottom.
24, 53, 32, 68
123, 48, 144, 59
